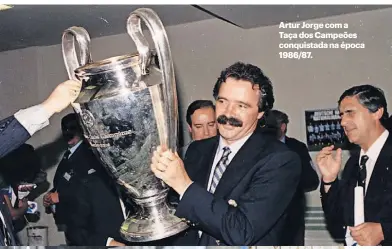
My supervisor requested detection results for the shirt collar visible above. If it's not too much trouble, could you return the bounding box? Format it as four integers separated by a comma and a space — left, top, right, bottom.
360, 129, 389, 162
217, 132, 253, 155
69, 140, 83, 156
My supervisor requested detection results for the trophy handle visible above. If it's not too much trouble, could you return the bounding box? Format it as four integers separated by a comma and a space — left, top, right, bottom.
127, 8, 178, 151
61, 27, 92, 81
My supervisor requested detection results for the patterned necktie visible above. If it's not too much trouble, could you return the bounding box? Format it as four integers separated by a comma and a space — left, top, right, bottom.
209, 147, 232, 194
358, 155, 369, 192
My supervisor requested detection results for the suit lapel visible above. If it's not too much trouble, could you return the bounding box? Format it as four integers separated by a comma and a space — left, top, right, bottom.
68, 142, 84, 163
186, 137, 219, 189
202, 139, 219, 189
213, 132, 269, 198
365, 135, 392, 202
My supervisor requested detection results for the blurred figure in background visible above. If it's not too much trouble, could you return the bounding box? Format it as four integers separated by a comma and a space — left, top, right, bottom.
0, 143, 49, 235
264, 109, 319, 245
0, 79, 81, 245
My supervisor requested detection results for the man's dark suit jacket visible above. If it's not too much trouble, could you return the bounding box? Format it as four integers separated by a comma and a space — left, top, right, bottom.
282, 136, 320, 245
173, 131, 301, 246
48, 142, 93, 227
64, 165, 127, 245
48, 141, 125, 245
320, 133, 392, 245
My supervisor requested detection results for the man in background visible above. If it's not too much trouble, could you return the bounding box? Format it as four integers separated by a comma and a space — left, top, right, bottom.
317, 85, 392, 245
264, 109, 320, 245
180, 100, 218, 158
43, 113, 126, 246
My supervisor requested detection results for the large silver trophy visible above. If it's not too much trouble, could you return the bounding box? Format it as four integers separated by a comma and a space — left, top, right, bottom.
61, 8, 188, 242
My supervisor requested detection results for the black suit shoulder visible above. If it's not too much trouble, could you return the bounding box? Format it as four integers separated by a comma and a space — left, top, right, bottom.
286, 136, 319, 192
187, 135, 218, 153
285, 137, 311, 156
286, 136, 306, 147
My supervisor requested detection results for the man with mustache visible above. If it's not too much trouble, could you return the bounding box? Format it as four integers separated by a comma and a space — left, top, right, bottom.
151, 62, 301, 245
317, 85, 392, 245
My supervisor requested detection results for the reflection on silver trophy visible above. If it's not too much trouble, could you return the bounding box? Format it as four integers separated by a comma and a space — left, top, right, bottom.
61, 8, 187, 242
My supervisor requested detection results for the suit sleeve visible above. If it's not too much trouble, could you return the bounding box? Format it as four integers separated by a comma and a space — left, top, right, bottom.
298, 142, 320, 192
175, 150, 301, 245
319, 159, 356, 240
0, 116, 30, 158
0, 105, 51, 159
377, 166, 392, 243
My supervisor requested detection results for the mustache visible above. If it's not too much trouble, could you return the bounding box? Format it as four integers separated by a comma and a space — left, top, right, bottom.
217, 115, 243, 127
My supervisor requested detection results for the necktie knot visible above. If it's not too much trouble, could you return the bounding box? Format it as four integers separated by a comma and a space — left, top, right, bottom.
360, 155, 369, 167
221, 147, 231, 165
63, 150, 71, 160
222, 146, 231, 157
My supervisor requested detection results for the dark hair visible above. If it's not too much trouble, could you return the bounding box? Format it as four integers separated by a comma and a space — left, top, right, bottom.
338, 84, 389, 127
263, 109, 289, 137
213, 62, 274, 112
0, 144, 41, 185
265, 109, 289, 127
61, 113, 82, 136
186, 100, 215, 126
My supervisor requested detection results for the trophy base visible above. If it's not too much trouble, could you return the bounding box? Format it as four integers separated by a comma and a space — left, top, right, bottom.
120, 195, 188, 242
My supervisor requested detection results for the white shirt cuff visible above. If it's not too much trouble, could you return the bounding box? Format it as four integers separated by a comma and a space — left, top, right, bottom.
179, 181, 194, 200
14, 104, 51, 136
106, 237, 114, 246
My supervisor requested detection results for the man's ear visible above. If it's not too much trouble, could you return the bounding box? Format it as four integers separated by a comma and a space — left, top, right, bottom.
373, 107, 384, 121
188, 124, 192, 133
257, 111, 265, 120
281, 123, 287, 134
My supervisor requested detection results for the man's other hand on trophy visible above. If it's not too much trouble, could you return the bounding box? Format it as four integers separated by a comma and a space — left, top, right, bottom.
151, 145, 194, 197
41, 80, 82, 116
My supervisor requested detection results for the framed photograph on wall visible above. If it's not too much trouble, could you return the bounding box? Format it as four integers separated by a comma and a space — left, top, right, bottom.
305, 108, 356, 151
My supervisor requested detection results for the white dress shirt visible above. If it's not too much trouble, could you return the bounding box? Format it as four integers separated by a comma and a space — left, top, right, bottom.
345, 129, 389, 245
66, 140, 83, 159
14, 104, 51, 136
206, 133, 252, 192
